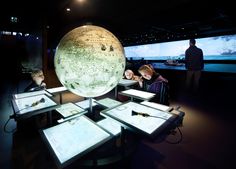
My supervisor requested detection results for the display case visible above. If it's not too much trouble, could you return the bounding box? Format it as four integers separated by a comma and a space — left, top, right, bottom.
12, 94, 58, 120
101, 101, 180, 138
40, 115, 112, 168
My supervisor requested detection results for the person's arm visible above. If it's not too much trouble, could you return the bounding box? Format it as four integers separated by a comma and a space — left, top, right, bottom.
24, 82, 34, 92
24, 81, 46, 92
157, 75, 168, 83
140, 79, 147, 91
185, 50, 189, 69
133, 75, 143, 87
138, 77, 143, 89
41, 82, 46, 89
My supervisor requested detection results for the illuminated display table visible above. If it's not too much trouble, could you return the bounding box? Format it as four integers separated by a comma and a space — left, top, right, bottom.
41, 115, 112, 168
37, 100, 184, 168
119, 89, 155, 101
12, 94, 59, 122
101, 101, 183, 138
115, 79, 138, 98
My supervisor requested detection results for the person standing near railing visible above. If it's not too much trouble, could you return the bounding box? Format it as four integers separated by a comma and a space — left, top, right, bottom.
185, 39, 204, 92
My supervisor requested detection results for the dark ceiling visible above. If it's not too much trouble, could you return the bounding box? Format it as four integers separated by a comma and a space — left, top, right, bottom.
1, 0, 236, 47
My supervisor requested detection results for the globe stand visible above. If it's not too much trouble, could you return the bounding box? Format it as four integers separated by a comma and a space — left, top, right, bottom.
89, 97, 93, 113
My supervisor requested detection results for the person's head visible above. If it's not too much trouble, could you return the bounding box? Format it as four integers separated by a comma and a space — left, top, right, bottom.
124, 69, 134, 79
31, 69, 44, 85
189, 39, 196, 46
138, 64, 154, 80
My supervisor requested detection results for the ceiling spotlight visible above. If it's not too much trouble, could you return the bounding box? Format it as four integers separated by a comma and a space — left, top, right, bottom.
10, 16, 18, 23
66, 8, 71, 12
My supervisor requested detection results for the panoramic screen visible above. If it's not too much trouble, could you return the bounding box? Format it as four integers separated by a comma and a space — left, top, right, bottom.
124, 34, 236, 60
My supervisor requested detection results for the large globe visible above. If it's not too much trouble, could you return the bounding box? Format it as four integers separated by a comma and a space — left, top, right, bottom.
54, 25, 126, 97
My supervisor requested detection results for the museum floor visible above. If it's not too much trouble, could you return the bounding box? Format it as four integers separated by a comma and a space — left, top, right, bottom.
0, 71, 236, 169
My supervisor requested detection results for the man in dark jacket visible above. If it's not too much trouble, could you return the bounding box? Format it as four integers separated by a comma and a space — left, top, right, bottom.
185, 39, 204, 92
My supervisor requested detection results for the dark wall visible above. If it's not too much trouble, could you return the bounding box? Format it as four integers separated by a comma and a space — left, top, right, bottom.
0, 34, 42, 81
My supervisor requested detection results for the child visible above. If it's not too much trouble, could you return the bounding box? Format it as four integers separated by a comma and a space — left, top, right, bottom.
124, 69, 143, 87
24, 69, 46, 92
138, 64, 169, 105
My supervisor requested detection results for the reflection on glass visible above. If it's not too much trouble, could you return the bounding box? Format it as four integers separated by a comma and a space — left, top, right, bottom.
118, 79, 138, 86
56, 102, 86, 118
141, 101, 170, 111
121, 89, 155, 99
97, 118, 122, 135
46, 86, 67, 93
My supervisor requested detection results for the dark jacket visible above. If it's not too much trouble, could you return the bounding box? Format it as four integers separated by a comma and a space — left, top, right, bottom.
185, 46, 204, 71
143, 73, 169, 105
24, 81, 46, 92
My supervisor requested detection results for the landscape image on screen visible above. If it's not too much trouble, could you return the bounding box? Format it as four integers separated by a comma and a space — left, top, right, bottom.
124, 34, 236, 60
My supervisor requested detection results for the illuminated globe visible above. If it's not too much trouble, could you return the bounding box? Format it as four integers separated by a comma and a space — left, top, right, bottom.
54, 25, 126, 97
